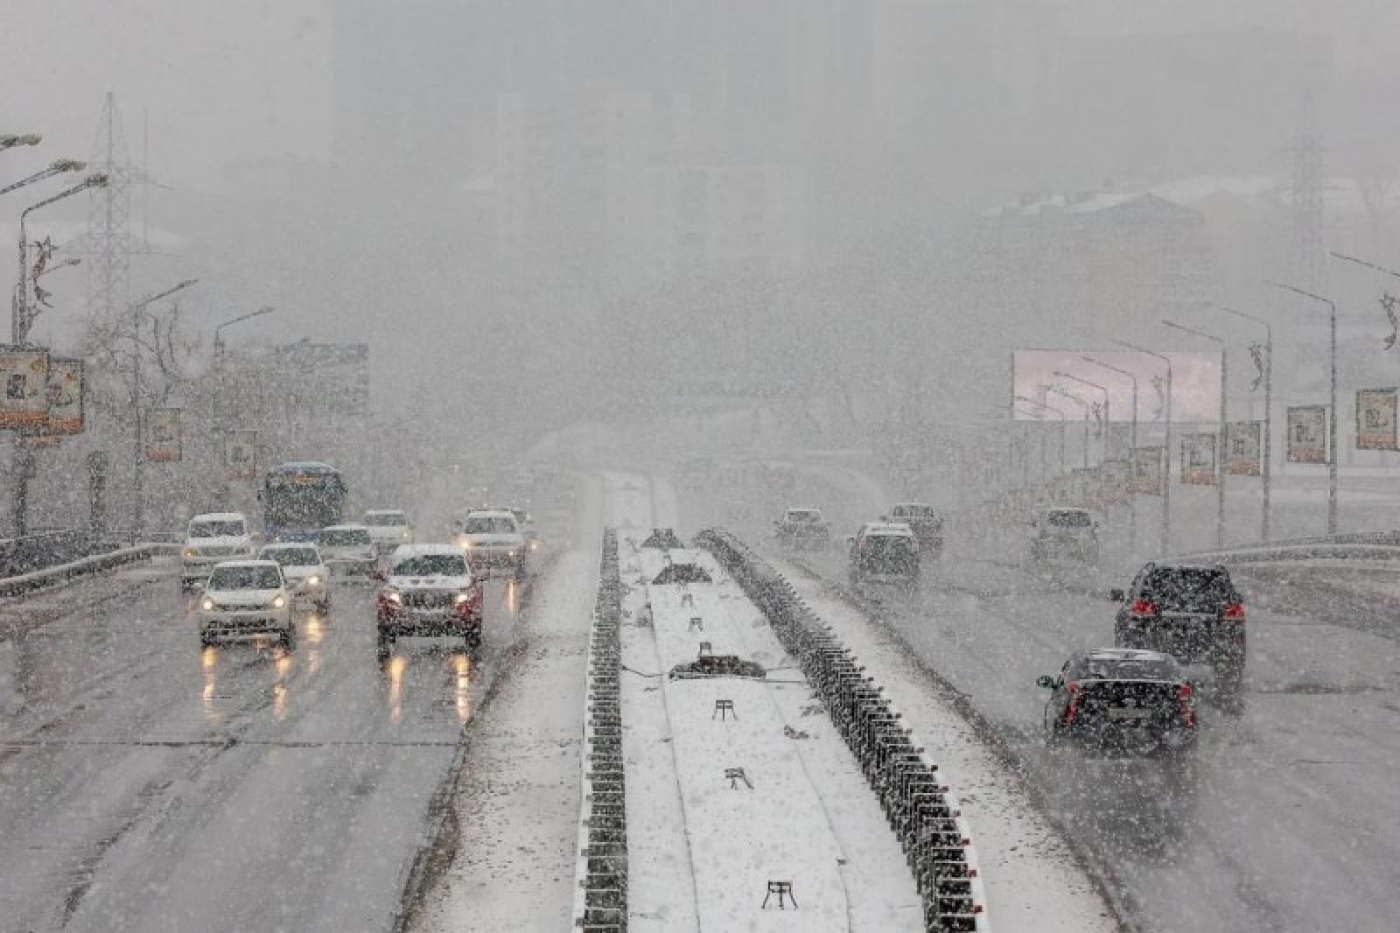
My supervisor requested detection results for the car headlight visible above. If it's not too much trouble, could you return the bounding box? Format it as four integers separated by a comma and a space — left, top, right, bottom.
306, 575, 320, 587
402, 530, 410, 539
385, 590, 402, 604
272, 595, 287, 609
530, 540, 540, 551
201, 597, 215, 611
183, 548, 199, 560
453, 592, 471, 605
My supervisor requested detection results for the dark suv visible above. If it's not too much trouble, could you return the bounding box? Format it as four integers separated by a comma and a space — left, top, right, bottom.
849, 523, 921, 590
1111, 562, 1245, 701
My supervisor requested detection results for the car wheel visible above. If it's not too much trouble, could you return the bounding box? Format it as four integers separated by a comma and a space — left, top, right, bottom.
1215, 665, 1245, 713
376, 632, 393, 659
199, 629, 216, 648
279, 627, 295, 650
315, 597, 331, 614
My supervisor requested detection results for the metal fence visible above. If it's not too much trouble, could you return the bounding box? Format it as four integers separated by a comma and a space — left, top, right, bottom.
0, 528, 100, 579
572, 529, 627, 932
696, 528, 989, 933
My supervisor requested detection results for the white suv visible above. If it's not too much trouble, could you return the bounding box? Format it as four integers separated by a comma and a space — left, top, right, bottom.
453, 509, 526, 578
181, 512, 256, 591
363, 509, 413, 555
316, 524, 378, 578
258, 542, 331, 612
197, 560, 294, 648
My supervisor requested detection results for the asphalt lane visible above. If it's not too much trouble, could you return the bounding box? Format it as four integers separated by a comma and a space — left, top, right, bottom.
778, 532, 1400, 933
0, 565, 522, 933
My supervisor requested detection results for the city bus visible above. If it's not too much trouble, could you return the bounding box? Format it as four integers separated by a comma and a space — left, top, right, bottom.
263, 462, 347, 541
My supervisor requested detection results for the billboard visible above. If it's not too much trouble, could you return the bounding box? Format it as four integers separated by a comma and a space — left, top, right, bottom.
1225, 421, 1261, 476
146, 407, 182, 462
1287, 405, 1328, 463
224, 430, 257, 480
1356, 389, 1398, 451
1011, 349, 1222, 423
1180, 433, 1217, 485
1129, 446, 1164, 495
43, 357, 84, 435
0, 345, 50, 429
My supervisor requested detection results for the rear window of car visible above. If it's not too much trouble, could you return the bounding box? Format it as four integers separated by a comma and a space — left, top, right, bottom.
364, 512, 407, 526
319, 529, 371, 546
1143, 568, 1233, 602
391, 554, 469, 576
465, 516, 516, 534
1082, 658, 1180, 682
786, 511, 820, 522
1047, 510, 1091, 527
262, 547, 318, 566
189, 520, 246, 538
893, 506, 935, 518
209, 566, 281, 589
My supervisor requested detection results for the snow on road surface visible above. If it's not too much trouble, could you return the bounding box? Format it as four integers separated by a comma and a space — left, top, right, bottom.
770, 554, 1119, 932
612, 472, 924, 932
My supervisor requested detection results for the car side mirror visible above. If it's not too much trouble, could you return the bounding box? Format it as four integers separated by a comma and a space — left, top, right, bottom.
373, 569, 386, 582
1036, 675, 1056, 689
846, 536, 856, 545
1109, 588, 1125, 602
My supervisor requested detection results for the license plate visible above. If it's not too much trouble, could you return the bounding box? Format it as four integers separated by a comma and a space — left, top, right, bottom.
1108, 707, 1153, 720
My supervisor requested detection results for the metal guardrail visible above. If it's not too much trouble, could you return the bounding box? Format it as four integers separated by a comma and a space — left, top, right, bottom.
696, 528, 989, 933
0, 542, 178, 598
0, 528, 97, 578
572, 529, 627, 932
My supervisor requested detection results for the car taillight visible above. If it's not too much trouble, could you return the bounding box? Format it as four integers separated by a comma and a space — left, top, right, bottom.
1223, 601, 1245, 621
1178, 682, 1196, 728
1130, 599, 1157, 618
1064, 681, 1083, 725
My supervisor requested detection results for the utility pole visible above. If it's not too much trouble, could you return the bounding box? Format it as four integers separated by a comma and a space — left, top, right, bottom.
1207, 302, 1273, 542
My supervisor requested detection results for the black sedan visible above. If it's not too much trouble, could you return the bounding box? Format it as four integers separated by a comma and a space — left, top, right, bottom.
1038, 648, 1197, 757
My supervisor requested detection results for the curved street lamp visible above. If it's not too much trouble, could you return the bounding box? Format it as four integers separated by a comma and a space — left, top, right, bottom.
0, 134, 42, 153
1163, 319, 1228, 550
0, 158, 86, 198
1268, 280, 1337, 535
1114, 340, 1174, 554
12, 173, 109, 344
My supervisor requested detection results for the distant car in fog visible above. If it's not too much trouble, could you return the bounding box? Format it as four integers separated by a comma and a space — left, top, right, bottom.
774, 508, 830, 549
1038, 648, 1196, 757
848, 522, 920, 590
363, 509, 413, 554
315, 524, 377, 578
453, 509, 527, 578
375, 544, 483, 658
1111, 561, 1246, 702
258, 542, 331, 613
888, 503, 943, 559
1029, 507, 1099, 566
181, 512, 256, 591
197, 559, 294, 648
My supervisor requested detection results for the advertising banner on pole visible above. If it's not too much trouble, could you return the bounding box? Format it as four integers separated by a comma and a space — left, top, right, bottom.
146, 407, 182, 462
224, 430, 257, 480
1286, 405, 1328, 463
1355, 389, 1398, 451
1225, 421, 1262, 476
1129, 446, 1164, 495
0, 345, 50, 429
1181, 433, 1218, 485
42, 357, 84, 435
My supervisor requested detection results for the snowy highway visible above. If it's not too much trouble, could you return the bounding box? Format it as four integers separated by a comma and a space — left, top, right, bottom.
0, 559, 524, 933
773, 523, 1400, 933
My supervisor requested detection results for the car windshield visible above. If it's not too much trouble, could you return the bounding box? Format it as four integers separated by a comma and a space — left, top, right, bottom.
364, 512, 406, 526
262, 547, 318, 566
208, 566, 281, 590
1047, 511, 1091, 527
465, 516, 516, 534
318, 529, 371, 547
189, 520, 245, 538
391, 555, 469, 576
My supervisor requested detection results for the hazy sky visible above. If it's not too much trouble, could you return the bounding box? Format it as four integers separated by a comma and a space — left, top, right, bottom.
1, 0, 331, 188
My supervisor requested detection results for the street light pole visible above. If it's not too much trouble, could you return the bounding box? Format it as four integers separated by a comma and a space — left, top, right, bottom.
1269, 281, 1338, 535
212, 307, 276, 505
12, 173, 108, 344
1016, 395, 1067, 475
1054, 371, 1110, 463
1116, 340, 1173, 554
1163, 320, 1228, 550
1329, 251, 1400, 282
1083, 355, 1139, 550
1206, 301, 1273, 541
1046, 384, 1092, 469
0, 158, 87, 198
0, 134, 42, 152
129, 280, 198, 540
